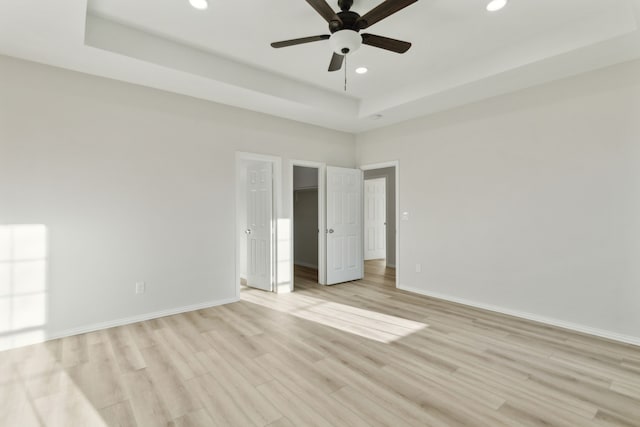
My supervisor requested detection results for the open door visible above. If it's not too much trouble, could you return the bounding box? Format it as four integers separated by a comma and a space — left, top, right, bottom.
246, 161, 273, 291
326, 166, 363, 285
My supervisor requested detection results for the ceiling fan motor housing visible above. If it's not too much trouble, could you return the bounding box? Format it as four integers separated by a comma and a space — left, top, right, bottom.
330, 29, 362, 55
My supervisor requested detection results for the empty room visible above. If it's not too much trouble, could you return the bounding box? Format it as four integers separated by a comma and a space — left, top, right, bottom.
2, 0, 640, 426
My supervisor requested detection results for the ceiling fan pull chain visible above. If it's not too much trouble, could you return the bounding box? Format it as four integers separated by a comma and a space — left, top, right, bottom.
344, 55, 347, 91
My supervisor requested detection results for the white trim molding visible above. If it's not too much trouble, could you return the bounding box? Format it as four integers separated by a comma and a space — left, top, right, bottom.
399, 285, 640, 347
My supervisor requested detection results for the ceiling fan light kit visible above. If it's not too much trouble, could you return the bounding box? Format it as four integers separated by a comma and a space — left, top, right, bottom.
271, 0, 418, 75
330, 30, 362, 55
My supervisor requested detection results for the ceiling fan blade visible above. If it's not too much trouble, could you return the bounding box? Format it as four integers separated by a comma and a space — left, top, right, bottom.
271, 35, 330, 48
328, 52, 344, 72
306, 0, 343, 26
361, 33, 411, 53
357, 0, 418, 29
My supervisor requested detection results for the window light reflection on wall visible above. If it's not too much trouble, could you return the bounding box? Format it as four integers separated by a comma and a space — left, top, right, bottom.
0, 224, 48, 351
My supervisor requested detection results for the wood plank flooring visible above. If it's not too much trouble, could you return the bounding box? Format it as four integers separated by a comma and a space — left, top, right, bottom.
1, 260, 640, 426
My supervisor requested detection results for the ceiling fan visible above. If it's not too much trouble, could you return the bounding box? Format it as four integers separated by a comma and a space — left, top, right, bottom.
271, 0, 418, 72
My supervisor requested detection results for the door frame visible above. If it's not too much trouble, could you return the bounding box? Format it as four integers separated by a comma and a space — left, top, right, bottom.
235, 152, 282, 298
360, 160, 400, 288
364, 176, 387, 261
288, 160, 326, 289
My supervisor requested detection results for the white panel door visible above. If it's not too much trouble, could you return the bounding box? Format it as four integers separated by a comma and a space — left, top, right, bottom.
364, 178, 386, 260
246, 161, 273, 291
326, 166, 363, 285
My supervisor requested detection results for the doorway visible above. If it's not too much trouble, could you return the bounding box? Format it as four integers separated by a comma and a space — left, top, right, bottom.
364, 177, 386, 262
290, 161, 326, 290
289, 161, 393, 289
293, 165, 320, 286
290, 164, 365, 288
361, 163, 398, 287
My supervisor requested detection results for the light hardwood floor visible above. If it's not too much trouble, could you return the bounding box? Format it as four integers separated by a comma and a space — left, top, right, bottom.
2, 260, 640, 426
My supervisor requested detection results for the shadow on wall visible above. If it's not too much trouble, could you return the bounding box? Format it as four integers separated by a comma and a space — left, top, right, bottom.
0, 224, 48, 351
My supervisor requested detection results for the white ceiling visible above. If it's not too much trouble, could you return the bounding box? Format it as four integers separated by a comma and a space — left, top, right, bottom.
1, 0, 640, 132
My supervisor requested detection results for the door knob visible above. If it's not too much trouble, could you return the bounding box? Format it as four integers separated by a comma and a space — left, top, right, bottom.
245, 229, 252, 235
328, 229, 334, 234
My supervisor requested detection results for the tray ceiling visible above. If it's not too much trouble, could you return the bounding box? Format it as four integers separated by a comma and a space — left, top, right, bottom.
1, 0, 640, 132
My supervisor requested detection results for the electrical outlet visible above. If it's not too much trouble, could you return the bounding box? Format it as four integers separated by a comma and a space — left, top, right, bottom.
135, 282, 146, 295
415, 264, 422, 273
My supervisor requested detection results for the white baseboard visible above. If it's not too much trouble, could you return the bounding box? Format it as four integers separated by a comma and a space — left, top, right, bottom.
294, 261, 318, 269
48, 296, 239, 342
398, 285, 640, 347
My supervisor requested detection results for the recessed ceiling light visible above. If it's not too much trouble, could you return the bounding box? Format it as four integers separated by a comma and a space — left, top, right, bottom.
355, 67, 368, 74
486, 0, 507, 12
189, 0, 208, 10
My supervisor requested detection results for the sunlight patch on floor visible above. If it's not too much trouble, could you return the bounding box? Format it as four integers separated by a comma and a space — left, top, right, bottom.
0, 344, 108, 426
242, 290, 427, 343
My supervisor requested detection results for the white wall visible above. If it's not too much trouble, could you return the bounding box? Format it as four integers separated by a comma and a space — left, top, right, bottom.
0, 55, 355, 342
357, 59, 640, 343
3, 52, 639, 347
